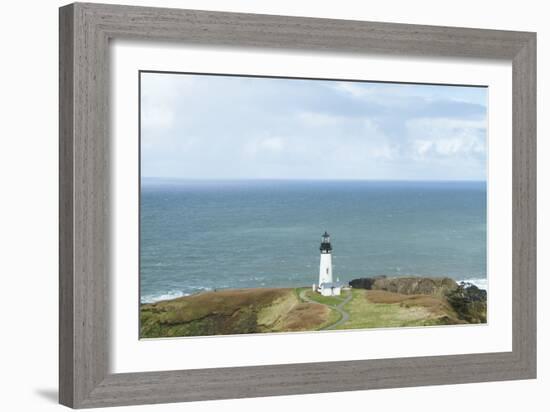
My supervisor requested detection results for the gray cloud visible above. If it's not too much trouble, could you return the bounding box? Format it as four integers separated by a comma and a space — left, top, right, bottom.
141, 73, 487, 180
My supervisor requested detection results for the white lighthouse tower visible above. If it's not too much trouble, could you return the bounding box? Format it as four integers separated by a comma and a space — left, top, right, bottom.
317, 231, 341, 296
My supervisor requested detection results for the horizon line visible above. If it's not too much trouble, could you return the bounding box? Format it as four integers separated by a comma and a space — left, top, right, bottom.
141, 177, 487, 182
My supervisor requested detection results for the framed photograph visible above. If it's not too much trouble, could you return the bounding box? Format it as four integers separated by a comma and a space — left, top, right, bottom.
59, 3, 536, 408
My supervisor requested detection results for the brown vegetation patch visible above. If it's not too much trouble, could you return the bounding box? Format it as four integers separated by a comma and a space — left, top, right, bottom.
140, 287, 332, 338
142, 288, 292, 326
280, 303, 330, 331
365, 289, 465, 324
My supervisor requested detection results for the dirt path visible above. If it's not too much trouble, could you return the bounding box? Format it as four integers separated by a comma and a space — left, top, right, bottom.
299, 289, 352, 330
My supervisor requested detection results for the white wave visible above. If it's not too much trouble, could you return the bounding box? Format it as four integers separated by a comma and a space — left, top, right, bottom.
188, 285, 212, 292
141, 287, 212, 303
140, 290, 188, 304
458, 278, 487, 290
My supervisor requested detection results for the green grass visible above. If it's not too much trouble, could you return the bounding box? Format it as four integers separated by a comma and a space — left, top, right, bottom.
296, 288, 347, 330
293, 287, 303, 301
334, 289, 458, 330
140, 287, 333, 338
318, 306, 342, 330
303, 290, 345, 307
140, 285, 470, 338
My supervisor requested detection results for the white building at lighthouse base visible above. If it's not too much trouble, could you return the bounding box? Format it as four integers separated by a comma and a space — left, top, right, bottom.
318, 282, 342, 296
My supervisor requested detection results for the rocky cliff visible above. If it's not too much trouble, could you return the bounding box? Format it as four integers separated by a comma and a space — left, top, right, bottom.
349, 276, 458, 297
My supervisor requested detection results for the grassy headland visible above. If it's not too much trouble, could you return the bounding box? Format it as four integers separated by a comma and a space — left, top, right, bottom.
140, 287, 333, 338
334, 288, 463, 329
140, 277, 486, 338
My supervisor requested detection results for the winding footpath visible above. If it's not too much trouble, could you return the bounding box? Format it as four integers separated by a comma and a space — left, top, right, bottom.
299, 289, 353, 330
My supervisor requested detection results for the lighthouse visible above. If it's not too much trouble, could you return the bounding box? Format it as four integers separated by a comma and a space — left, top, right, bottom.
319, 231, 333, 285
317, 231, 341, 296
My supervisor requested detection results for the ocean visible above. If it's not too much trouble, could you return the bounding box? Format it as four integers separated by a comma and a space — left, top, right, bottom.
140, 180, 487, 303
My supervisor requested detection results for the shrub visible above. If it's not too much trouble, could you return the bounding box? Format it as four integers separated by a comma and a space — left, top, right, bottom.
445, 282, 487, 323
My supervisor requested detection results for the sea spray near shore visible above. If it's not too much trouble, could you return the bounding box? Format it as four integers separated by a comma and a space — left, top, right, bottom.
141, 290, 190, 304
141, 286, 214, 304
458, 278, 488, 290
140, 180, 487, 302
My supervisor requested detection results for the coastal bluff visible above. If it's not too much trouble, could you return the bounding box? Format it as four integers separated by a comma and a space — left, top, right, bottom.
349, 276, 487, 324
140, 276, 487, 338
349, 276, 458, 296
140, 288, 335, 338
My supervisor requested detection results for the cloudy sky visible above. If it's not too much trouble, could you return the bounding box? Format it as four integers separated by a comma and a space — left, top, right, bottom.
140, 72, 487, 181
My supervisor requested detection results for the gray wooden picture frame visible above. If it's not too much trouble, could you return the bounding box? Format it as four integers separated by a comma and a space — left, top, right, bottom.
59, 2, 536, 409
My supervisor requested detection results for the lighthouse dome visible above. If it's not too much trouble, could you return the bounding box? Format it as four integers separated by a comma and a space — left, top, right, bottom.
320, 231, 332, 252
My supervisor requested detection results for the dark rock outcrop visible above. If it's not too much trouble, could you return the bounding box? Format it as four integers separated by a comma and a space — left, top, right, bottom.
349, 276, 387, 290
445, 281, 487, 323
349, 276, 458, 297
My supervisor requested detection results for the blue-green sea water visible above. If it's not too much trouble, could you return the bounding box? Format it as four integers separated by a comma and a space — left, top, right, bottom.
140, 180, 486, 303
